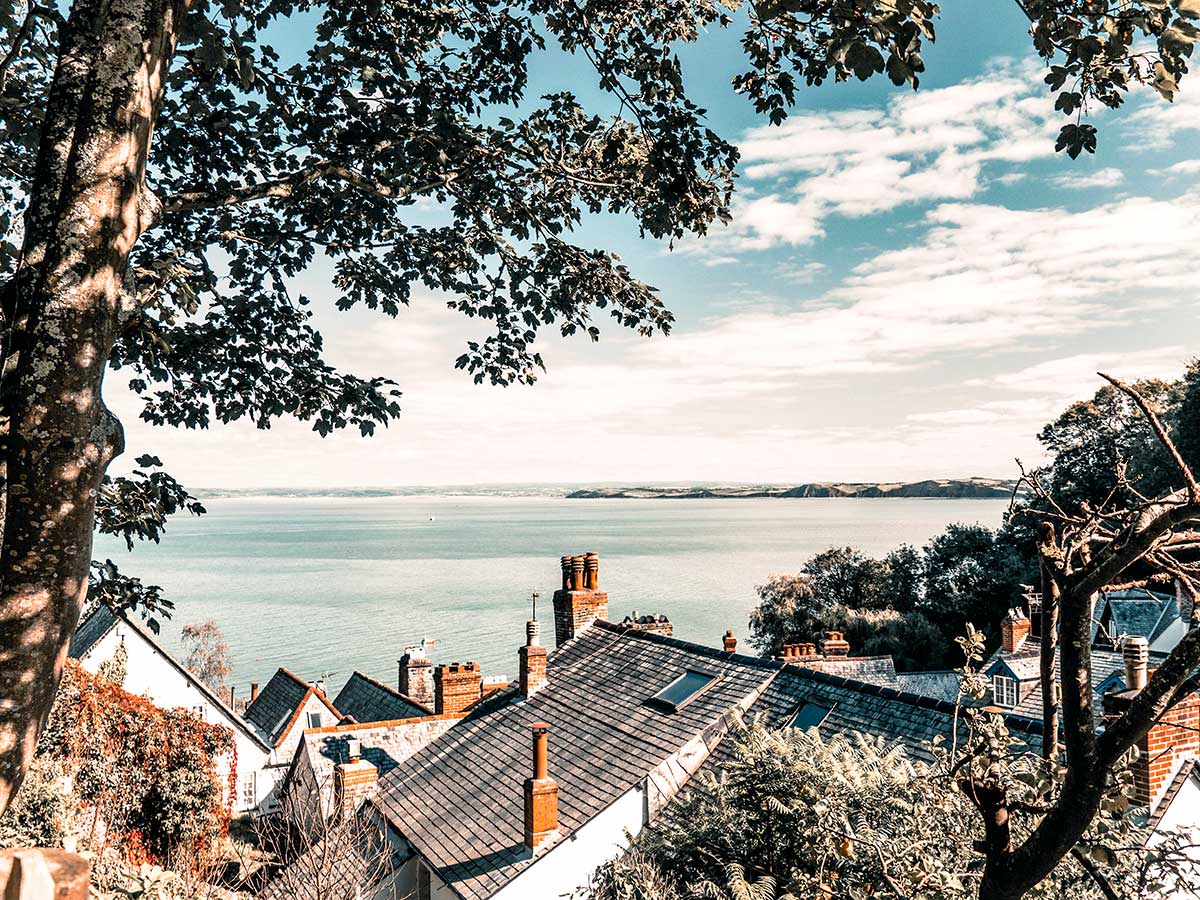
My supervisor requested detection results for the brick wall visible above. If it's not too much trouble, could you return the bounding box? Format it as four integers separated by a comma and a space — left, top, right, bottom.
334, 759, 379, 819
435, 663, 482, 715
1134, 694, 1200, 805
552, 589, 609, 647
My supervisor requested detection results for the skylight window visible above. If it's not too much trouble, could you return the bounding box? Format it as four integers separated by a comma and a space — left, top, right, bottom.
649, 670, 716, 713
788, 702, 832, 731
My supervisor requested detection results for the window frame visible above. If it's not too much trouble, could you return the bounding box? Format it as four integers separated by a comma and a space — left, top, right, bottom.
240, 771, 257, 809
648, 669, 718, 713
787, 700, 833, 731
306, 711, 323, 729
992, 674, 1019, 708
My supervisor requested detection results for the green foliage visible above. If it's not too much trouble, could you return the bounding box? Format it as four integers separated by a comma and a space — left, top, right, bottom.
37, 662, 232, 865
1034, 378, 1182, 509
593, 721, 981, 900
0, 758, 69, 849
919, 524, 1032, 649
590, 712, 1169, 900
747, 533, 1027, 667
801, 547, 893, 611
825, 606, 946, 672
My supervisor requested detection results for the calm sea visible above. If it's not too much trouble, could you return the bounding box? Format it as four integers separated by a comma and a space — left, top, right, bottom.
91, 496, 1008, 697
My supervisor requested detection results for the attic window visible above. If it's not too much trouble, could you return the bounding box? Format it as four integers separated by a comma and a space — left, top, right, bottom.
993, 675, 1018, 708
307, 712, 323, 729
788, 701, 832, 731
649, 670, 716, 713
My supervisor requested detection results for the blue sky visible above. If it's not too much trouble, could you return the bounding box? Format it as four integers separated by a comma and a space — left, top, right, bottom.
110, 4, 1200, 488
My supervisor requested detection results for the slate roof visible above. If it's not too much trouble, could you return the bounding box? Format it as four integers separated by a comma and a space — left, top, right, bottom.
244, 668, 340, 746
983, 638, 1153, 722
1095, 589, 1179, 648
894, 670, 962, 703
291, 716, 462, 821
373, 622, 779, 900
334, 672, 433, 723
68, 604, 118, 659
372, 623, 1047, 900
786, 655, 898, 685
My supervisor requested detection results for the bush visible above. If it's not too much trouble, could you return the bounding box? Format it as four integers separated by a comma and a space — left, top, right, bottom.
35, 661, 233, 866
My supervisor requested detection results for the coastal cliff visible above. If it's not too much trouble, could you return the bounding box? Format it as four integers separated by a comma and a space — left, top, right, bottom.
565, 478, 1016, 500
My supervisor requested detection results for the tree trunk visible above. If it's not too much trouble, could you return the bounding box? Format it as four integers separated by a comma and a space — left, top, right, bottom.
0, 0, 185, 814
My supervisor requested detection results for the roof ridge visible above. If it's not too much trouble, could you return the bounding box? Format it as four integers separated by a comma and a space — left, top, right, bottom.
108, 608, 271, 752
591, 619, 785, 672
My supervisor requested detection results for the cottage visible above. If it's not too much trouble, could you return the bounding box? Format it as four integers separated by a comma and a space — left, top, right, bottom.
68, 605, 273, 814
267, 553, 1040, 900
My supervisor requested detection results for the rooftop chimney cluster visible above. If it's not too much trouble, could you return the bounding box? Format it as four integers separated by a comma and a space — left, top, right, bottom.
435, 662, 484, 716
778, 631, 851, 663
1104, 635, 1200, 806
619, 611, 673, 638
552, 552, 609, 648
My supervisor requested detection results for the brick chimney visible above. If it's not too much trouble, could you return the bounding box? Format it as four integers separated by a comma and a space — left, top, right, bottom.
333, 737, 379, 820
1104, 636, 1200, 807
820, 631, 850, 658
552, 552, 608, 647
435, 663, 482, 715
722, 630, 737, 653
523, 723, 559, 849
519, 620, 548, 698
399, 641, 434, 706
249, 681, 259, 703
1000, 608, 1031, 653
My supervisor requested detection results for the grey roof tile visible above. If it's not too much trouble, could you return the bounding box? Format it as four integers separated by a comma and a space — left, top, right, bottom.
68, 604, 117, 659
334, 672, 434, 723
373, 623, 776, 900
244, 668, 338, 745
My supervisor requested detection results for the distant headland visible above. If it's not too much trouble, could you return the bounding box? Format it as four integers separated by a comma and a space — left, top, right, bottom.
565, 478, 1017, 500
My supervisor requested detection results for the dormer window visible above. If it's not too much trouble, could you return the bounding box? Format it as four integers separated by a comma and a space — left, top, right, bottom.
992, 674, 1018, 708
649, 670, 716, 713
788, 701, 832, 731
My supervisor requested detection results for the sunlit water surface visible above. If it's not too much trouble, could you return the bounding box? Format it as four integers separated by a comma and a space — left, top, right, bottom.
93, 496, 1008, 695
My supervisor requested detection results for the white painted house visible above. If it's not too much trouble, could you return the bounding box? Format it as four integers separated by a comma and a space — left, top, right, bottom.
69, 604, 274, 814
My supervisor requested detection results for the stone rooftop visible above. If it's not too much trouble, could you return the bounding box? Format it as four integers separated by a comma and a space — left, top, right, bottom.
334, 671, 433, 723
372, 621, 1042, 900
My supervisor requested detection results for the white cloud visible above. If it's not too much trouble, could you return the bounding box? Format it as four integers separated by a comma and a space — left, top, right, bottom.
109, 190, 1200, 488
1125, 88, 1200, 148
1150, 159, 1200, 178
685, 63, 1059, 256
968, 348, 1191, 399
1051, 167, 1124, 189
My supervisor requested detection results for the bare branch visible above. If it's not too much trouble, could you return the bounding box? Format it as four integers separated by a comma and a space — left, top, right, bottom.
1100, 372, 1199, 502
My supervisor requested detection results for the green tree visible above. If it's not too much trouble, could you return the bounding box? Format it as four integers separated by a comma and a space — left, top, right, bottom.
1035, 379, 1181, 509
883, 543, 923, 613
802, 546, 892, 610
920, 524, 1032, 647
748, 574, 826, 657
